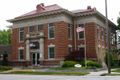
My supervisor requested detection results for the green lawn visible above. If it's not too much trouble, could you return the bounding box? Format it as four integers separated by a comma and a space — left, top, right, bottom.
112, 68, 120, 73
49, 67, 77, 70
49, 67, 92, 70
9, 71, 89, 76
0, 66, 12, 72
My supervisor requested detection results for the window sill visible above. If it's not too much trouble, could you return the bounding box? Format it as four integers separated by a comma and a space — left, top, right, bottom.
48, 58, 55, 60
48, 38, 55, 40
19, 41, 24, 43
78, 38, 85, 40
18, 59, 25, 62
68, 38, 72, 40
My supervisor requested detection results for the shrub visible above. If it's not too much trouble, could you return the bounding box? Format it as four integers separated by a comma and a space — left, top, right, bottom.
105, 51, 113, 66
0, 66, 12, 71
86, 60, 102, 68
79, 60, 85, 66
62, 61, 78, 68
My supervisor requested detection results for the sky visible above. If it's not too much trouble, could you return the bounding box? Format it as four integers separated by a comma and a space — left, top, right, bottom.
0, 0, 120, 30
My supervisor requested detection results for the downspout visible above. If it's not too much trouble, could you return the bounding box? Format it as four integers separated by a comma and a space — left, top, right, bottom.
73, 16, 77, 50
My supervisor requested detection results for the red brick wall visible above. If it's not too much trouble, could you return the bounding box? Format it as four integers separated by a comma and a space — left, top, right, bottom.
10, 28, 19, 61
75, 22, 97, 60
11, 21, 102, 65
85, 22, 97, 59
10, 27, 28, 61
44, 21, 68, 59
11, 21, 69, 65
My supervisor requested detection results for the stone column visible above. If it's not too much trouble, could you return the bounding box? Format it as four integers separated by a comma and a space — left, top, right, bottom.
26, 34, 30, 61
39, 32, 44, 60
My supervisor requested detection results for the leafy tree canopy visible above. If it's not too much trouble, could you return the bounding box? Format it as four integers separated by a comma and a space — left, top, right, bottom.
0, 29, 11, 45
117, 17, 120, 30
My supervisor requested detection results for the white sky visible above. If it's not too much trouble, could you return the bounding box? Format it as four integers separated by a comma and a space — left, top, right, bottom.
0, 0, 120, 30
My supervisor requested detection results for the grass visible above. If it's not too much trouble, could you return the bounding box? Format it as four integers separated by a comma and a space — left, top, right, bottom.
0, 66, 12, 72
49, 67, 90, 70
9, 71, 89, 76
49, 67, 76, 70
112, 68, 120, 73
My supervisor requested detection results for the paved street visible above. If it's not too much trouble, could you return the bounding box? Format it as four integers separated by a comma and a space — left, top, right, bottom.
0, 74, 120, 80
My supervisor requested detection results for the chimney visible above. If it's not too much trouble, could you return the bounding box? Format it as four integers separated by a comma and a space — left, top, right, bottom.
87, 6, 91, 10
36, 3, 45, 12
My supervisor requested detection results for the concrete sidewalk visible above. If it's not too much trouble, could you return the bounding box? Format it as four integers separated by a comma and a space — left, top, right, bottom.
86, 69, 120, 76
86, 69, 108, 76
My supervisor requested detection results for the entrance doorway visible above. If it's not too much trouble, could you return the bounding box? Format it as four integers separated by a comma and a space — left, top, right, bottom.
32, 53, 40, 66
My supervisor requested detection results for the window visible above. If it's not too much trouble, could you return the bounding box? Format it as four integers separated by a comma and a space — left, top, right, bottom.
78, 47, 85, 54
97, 26, 100, 41
101, 29, 104, 45
48, 23, 55, 39
68, 24, 72, 39
98, 29, 100, 40
38, 25, 43, 31
18, 49, 24, 60
68, 46, 72, 54
48, 46, 55, 58
19, 27, 24, 42
111, 34, 115, 45
101, 29, 104, 40
79, 31, 84, 39
29, 26, 35, 32
0, 54, 2, 59
78, 24, 84, 39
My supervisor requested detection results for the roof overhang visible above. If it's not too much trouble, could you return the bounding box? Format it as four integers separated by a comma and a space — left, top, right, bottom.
74, 10, 116, 28
7, 9, 74, 23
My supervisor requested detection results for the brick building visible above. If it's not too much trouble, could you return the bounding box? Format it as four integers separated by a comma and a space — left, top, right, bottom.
8, 3, 116, 66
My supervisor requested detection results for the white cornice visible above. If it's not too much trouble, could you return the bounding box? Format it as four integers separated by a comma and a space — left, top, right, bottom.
7, 9, 74, 23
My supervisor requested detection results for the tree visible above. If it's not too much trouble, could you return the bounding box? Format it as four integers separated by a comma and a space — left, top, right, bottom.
117, 17, 120, 45
0, 29, 11, 45
117, 17, 120, 30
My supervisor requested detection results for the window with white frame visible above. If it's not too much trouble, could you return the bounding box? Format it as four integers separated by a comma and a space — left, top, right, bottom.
111, 33, 115, 45
97, 27, 100, 41
19, 27, 24, 42
68, 24, 72, 39
48, 23, 55, 39
78, 46, 85, 54
38, 25, 43, 31
18, 49, 24, 60
101, 28, 104, 46
48, 46, 55, 58
78, 24, 84, 39
79, 31, 84, 39
68, 46, 72, 54
29, 26, 35, 32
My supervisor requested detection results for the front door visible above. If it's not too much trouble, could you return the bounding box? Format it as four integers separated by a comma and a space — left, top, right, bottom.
32, 53, 40, 66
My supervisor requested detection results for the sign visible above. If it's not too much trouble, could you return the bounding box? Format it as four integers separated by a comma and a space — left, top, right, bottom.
29, 41, 39, 49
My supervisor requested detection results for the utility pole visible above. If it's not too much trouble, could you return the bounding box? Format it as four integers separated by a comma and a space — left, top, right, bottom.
105, 0, 111, 74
